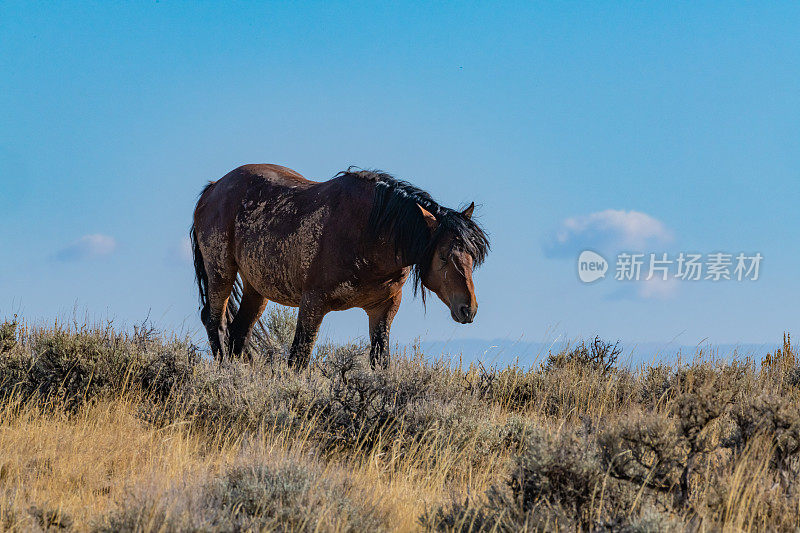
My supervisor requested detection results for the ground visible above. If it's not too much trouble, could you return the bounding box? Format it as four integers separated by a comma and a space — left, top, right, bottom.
1, 314, 799, 532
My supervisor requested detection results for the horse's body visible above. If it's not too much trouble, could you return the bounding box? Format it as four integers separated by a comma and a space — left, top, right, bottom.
191, 164, 488, 368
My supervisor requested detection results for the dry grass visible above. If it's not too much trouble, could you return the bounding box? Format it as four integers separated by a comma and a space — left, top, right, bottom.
1, 317, 799, 532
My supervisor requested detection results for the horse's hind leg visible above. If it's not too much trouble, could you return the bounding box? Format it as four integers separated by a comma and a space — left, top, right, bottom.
201, 256, 237, 362
228, 279, 268, 361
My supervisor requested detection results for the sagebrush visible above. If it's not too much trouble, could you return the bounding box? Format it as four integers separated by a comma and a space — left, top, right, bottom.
1, 314, 799, 531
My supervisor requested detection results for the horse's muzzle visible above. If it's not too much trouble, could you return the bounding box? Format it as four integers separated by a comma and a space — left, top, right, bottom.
452, 303, 477, 324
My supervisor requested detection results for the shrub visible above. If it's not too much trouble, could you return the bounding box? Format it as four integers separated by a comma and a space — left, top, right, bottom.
95, 461, 386, 532
763, 333, 796, 376
423, 427, 665, 531
0, 317, 17, 354
28, 505, 73, 530
0, 322, 198, 410
728, 393, 800, 468
182, 357, 320, 435
4, 319, 800, 531
544, 337, 621, 375
239, 304, 298, 363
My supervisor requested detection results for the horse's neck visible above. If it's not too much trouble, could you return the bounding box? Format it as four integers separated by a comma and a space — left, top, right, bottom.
363, 240, 414, 280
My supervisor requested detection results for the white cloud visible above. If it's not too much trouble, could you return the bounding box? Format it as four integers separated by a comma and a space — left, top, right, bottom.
54, 234, 116, 261
605, 276, 679, 301
545, 209, 673, 258
638, 276, 679, 299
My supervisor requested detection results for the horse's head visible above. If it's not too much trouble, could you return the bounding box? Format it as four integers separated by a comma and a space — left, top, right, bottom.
417, 203, 488, 324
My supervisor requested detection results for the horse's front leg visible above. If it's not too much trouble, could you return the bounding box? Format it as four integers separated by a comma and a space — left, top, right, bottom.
366, 293, 402, 369
288, 295, 326, 370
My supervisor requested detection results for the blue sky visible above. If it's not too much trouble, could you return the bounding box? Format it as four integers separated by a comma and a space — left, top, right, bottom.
1, 2, 798, 354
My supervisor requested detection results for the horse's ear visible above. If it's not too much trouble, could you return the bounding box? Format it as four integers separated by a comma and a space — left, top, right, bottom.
417, 204, 438, 232
461, 202, 475, 220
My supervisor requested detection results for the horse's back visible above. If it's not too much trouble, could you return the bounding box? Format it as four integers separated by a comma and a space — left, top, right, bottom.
195, 164, 317, 227
194, 164, 376, 306
235, 164, 315, 188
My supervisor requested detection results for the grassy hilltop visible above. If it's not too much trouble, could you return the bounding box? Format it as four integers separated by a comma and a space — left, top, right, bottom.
1, 312, 799, 532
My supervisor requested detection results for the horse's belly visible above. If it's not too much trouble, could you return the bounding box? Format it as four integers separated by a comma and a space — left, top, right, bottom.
324, 281, 362, 311
235, 203, 330, 306
236, 240, 307, 306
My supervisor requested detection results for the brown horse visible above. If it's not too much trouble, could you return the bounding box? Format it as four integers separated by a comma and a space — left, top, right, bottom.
190, 164, 489, 368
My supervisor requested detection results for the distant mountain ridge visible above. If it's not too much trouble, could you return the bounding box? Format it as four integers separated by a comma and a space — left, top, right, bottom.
399, 338, 781, 368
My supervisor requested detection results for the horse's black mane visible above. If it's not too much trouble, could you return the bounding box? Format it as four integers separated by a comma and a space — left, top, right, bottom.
337, 168, 490, 301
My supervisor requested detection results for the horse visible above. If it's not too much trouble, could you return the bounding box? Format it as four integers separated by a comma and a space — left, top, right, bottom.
190, 164, 489, 369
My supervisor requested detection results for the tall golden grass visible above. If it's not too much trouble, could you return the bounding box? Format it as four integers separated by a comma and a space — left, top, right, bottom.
1, 316, 799, 531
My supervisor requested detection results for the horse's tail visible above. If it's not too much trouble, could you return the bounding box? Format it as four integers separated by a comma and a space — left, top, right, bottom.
191, 182, 271, 356
191, 182, 216, 327
190, 223, 256, 339
189, 223, 211, 327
